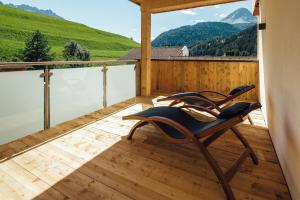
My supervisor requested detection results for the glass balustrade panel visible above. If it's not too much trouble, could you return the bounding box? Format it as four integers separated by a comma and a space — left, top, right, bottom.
50, 66, 103, 126
107, 65, 136, 106
0, 70, 44, 145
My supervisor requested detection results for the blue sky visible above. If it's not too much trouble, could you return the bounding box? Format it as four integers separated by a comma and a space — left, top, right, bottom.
1, 0, 253, 42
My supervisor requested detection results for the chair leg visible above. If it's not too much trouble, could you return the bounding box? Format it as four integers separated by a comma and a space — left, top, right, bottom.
192, 138, 235, 200
231, 127, 258, 165
127, 121, 148, 141
248, 116, 254, 125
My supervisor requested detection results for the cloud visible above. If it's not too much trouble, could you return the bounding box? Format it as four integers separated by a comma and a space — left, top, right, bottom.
180, 9, 196, 16
194, 19, 205, 23
216, 13, 227, 18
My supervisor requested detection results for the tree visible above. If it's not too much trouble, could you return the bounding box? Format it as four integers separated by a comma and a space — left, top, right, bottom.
22, 30, 53, 62
63, 40, 90, 61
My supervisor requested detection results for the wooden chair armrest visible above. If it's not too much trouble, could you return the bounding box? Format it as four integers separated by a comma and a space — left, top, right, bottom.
156, 97, 170, 102
198, 90, 229, 99
179, 96, 217, 109
123, 115, 194, 138
179, 105, 219, 118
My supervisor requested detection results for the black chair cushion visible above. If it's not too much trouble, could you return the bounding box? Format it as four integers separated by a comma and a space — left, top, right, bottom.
129, 106, 225, 139
218, 102, 251, 119
182, 98, 212, 108
229, 85, 254, 95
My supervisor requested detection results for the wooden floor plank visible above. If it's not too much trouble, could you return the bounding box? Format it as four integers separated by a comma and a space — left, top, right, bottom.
0, 97, 291, 200
13, 149, 132, 200
0, 160, 67, 200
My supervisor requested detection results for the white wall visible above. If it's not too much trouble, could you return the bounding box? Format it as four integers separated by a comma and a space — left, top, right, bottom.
182, 46, 189, 57
258, 0, 300, 199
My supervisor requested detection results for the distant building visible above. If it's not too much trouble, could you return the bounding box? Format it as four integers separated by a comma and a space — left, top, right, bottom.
119, 46, 189, 60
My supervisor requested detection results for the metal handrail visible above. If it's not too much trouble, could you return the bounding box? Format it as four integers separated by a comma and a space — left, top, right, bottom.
0, 60, 137, 71
0, 60, 138, 130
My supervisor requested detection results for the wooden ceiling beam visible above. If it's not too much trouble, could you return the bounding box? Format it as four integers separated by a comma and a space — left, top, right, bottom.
130, 0, 243, 13
130, 0, 142, 6
252, 0, 259, 16
150, 0, 243, 13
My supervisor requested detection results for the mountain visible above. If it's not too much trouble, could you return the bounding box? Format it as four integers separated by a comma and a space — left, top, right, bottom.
221, 8, 257, 24
0, 5, 139, 61
232, 23, 256, 31
152, 8, 257, 48
0, 1, 63, 19
189, 25, 257, 57
152, 22, 240, 47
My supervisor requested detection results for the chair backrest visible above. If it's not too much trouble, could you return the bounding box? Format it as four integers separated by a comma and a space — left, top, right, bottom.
218, 102, 261, 120
229, 85, 255, 96
196, 102, 261, 138
216, 85, 256, 106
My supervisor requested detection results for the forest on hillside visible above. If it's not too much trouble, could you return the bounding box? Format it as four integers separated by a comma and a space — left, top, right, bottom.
189, 25, 257, 57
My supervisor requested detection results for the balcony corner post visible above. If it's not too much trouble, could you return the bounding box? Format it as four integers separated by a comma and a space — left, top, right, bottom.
141, 4, 152, 97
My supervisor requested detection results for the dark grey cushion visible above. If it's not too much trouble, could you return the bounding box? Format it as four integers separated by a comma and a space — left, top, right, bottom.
218, 102, 251, 119
229, 85, 254, 95
129, 106, 225, 139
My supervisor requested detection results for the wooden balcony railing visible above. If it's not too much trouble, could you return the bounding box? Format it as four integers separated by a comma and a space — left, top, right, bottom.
0, 58, 258, 144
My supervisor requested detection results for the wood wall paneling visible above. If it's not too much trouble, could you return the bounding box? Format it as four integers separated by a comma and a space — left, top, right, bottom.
148, 60, 259, 101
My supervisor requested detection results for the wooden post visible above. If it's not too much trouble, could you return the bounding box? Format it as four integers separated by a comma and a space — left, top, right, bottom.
102, 65, 108, 108
40, 65, 53, 130
135, 62, 141, 96
140, 5, 152, 96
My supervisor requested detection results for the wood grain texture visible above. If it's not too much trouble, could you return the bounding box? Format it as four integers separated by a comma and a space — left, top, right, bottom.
131, 0, 242, 13
140, 7, 152, 96
0, 97, 290, 200
149, 60, 259, 101
135, 62, 141, 96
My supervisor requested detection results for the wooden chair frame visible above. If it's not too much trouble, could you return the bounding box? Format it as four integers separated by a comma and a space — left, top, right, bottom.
123, 105, 258, 200
197, 88, 254, 110
157, 86, 256, 125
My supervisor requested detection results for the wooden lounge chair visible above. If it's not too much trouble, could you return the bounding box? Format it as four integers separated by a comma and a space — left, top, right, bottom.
123, 102, 261, 200
157, 85, 255, 124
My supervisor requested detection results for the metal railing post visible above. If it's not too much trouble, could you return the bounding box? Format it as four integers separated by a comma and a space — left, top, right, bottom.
102, 65, 108, 108
40, 65, 52, 129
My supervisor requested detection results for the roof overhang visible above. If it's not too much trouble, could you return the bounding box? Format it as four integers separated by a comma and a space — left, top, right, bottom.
130, 0, 244, 13
130, 0, 142, 6
252, 0, 259, 16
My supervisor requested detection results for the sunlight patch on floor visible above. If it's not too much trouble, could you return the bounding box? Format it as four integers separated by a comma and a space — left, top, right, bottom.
0, 103, 145, 199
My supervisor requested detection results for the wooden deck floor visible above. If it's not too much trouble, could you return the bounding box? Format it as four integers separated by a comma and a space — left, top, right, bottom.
0, 97, 291, 200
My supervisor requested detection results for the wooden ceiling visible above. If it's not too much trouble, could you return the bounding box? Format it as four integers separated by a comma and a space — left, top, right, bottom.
252, 0, 259, 16
130, 0, 243, 13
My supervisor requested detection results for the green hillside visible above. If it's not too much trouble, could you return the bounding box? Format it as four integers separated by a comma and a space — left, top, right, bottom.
0, 5, 139, 61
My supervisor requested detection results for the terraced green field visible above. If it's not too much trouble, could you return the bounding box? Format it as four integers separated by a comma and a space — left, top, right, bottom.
0, 5, 139, 61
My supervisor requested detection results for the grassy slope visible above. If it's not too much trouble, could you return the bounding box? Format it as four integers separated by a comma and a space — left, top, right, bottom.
0, 5, 139, 61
